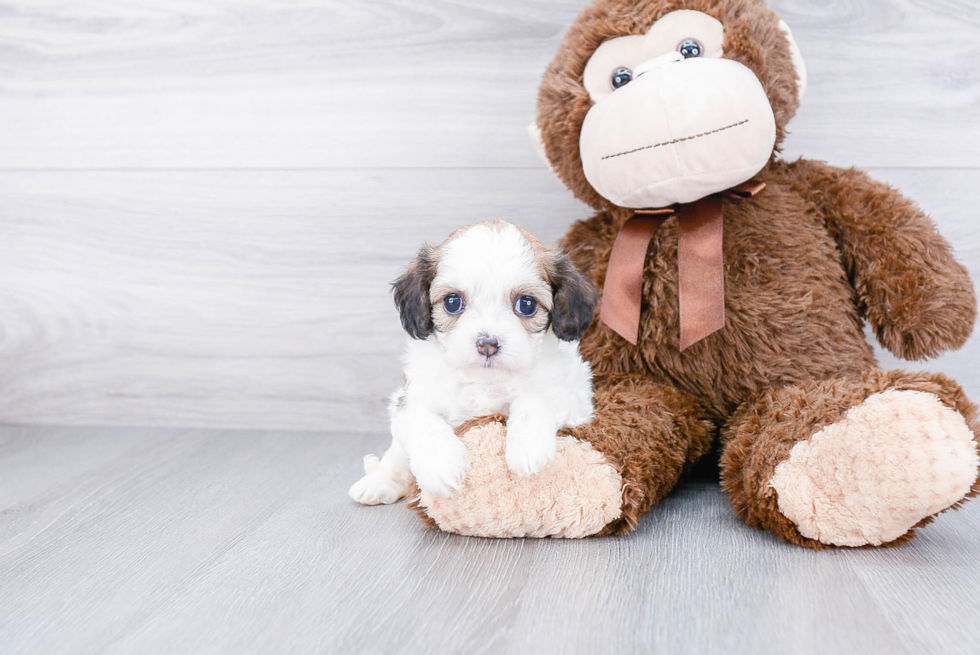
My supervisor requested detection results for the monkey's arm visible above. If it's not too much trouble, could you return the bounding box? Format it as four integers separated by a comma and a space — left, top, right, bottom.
786, 159, 976, 360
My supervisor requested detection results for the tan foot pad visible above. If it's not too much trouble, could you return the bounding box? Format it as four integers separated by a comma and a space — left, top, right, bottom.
410, 420, 623, 538
770, 390, 980, 547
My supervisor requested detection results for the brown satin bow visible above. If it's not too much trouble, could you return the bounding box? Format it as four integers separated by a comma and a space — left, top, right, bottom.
599, 180, 767, 350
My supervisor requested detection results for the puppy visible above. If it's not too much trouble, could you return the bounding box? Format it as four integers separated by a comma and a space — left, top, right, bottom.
349, 220, 599, 505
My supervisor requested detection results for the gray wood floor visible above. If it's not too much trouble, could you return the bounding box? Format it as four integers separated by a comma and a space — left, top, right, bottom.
2, 425, 979, 655
2, 1, 980, 653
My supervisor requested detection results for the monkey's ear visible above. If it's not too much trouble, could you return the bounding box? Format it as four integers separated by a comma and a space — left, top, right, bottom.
528, 122, 549, 165
529, 122, 563, 180
779, 20, 808, 101
391, 246, 436, 340
546, 250, 599, 341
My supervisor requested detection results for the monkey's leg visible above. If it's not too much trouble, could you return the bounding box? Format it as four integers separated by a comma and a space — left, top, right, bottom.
409, 376, 715, 538
720, 370, 980, 548
573, 376, 715, 535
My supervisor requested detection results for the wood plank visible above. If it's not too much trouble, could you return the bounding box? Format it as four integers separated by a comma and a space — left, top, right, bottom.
105, 480, 914, 655
0, 0, 976, 170
0, 426, 355, 654
845, 514, 980, 655
0, 425, 181, 536
3, 426, 978, 654
498, 483, 911, 655
1, 167, 977, 431
777, 0, 980, 168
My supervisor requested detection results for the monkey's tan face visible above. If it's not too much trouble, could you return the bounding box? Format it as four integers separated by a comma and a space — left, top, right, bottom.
531, 3, 808, 211
578, 10, 777, 209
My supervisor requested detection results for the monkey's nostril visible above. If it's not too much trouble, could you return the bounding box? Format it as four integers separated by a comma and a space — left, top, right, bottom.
475, 336, 500, 357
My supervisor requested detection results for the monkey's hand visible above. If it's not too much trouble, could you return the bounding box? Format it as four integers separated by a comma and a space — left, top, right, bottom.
787, 159, 976, 360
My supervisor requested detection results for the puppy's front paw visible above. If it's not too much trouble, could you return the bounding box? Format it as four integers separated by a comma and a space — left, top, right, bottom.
349, 471, 410, 506
411, 438, 470, 498
506, 421, 557, 477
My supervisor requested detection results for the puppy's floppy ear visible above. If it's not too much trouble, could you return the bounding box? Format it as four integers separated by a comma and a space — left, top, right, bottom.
391, 245, 437, 340
546, 249, 599, 341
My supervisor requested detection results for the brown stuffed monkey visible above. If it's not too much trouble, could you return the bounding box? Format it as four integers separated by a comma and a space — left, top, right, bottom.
410, 0, 980, 548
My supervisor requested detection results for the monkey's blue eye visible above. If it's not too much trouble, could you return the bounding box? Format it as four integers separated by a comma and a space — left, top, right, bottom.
678, 39, 703, 59
611, 67, 633, 89
514, 296, 537, 317
444, 294, 464, 314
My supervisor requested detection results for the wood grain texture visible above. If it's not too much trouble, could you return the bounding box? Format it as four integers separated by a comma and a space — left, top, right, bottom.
1, 426, 979, 655
0, 167, 977, 431
0, 0, 977, 170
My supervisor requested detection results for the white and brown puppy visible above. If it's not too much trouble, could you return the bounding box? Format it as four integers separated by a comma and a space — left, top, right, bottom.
349, 220, 599, 505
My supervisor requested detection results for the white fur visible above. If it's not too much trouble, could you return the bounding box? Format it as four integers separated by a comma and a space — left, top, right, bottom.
350, 223, 594, 504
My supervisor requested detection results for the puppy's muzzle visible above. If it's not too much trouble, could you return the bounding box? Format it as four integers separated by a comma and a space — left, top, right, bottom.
476, 336, 500, 358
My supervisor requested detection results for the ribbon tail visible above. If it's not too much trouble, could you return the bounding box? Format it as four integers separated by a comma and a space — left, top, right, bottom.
677, 195, 726, 351
600, 214, 668, 345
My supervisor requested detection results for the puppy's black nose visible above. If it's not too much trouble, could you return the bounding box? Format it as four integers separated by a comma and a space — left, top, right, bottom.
476, 336, 499, 357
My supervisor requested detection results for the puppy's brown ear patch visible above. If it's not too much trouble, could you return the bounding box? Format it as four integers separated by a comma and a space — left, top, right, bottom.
547, 249, 599, 341
392, 245, 437, 339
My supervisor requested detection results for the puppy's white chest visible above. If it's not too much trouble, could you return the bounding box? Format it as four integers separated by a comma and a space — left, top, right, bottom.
443, 378, 517, 427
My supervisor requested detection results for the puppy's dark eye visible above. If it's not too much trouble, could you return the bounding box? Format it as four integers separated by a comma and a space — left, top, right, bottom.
611, 67, 633, 89
677, 39, 704, 59
443, 293, 464, 314
514, 296, 537, 317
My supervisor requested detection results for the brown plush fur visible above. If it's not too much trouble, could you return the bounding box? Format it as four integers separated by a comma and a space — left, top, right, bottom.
572, 376, 716, 534
542, 0, 978, 547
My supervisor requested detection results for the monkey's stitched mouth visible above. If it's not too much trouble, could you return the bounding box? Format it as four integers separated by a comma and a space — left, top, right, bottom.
601, 119, 750, 161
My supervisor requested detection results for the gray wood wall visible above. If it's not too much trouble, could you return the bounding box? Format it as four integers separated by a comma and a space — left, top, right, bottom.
0, 0, 977, 432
